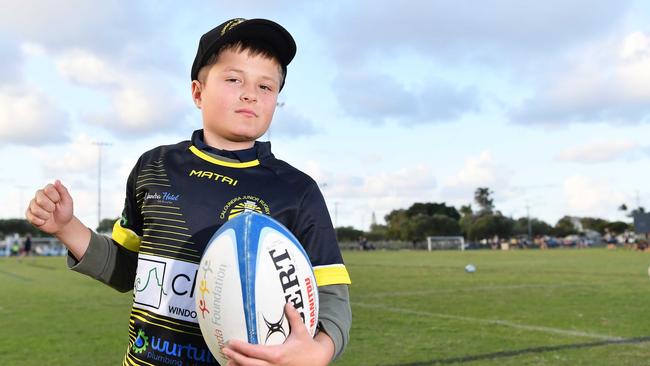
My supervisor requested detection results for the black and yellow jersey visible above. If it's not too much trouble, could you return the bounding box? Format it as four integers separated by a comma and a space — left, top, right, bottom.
108, 130, 350, 366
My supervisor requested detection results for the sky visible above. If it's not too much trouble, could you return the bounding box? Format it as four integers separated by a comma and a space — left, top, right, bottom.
1, 0, 650, 231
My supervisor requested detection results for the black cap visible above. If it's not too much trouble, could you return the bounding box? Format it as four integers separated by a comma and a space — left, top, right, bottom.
191, 18, 296, 90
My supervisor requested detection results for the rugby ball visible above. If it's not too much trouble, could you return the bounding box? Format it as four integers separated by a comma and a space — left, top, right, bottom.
195, 212, 318, 365
465, 264, 476, 273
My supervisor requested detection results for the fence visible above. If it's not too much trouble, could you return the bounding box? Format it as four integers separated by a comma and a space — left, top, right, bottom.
1, 235, 67, 256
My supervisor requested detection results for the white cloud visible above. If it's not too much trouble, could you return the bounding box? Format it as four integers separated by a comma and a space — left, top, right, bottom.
513, 31, 650, 125
56, 49, 121, 88
333, 69, 480, 125
20, 42, 46, 57
35, 134, 98, 176
563, 175, 625, 217
302, 160, 328, 183
301, 160, 437, 227
620, 31, 650, 60
55, 49, 189, 136
26, 134, 135, 226
351, 165, 438, 228
439, 151, 513, 210
309, 163, 437, 200
0, 36, 23, 83
91, 85, 186, 134
556, 139, 640, 163
0, 86, 69, 145
322, 1, 630, 65
269, 107, 317, 137
362, 164, 436, 197
0, 1, 164, 57
443, 151, 502, 189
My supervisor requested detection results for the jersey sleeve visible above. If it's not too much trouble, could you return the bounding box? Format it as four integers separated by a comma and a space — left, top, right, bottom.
67, 158, 144, 292
318, 284, 352, 360
294, 182, 351, 286
67, 230, 139, 292
111, 158, 144, 253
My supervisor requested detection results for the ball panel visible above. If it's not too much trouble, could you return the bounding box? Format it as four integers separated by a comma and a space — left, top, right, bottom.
235, 213, 262, 344
257, 227, 319, 338
196, 228, 247, 364
255, 228, 299, 344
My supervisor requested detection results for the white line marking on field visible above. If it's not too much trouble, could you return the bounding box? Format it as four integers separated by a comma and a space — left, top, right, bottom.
359, 283, 599, 299
354, 302, 624, 341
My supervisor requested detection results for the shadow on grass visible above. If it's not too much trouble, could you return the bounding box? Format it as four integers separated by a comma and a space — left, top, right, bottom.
0, 268, 32, 281
385, 336, 650, 366
24, 261, 58, 270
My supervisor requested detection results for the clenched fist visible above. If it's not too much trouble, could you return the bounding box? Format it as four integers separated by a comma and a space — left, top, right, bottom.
25, 180, 74, 235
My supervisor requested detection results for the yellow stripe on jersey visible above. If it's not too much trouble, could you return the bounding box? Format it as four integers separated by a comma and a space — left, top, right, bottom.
112, 220, 142, 252
189, 145, 260, 168
313, 264, 351, 286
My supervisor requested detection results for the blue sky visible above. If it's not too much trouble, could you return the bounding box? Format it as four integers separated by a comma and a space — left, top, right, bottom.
1, 0, 650, 230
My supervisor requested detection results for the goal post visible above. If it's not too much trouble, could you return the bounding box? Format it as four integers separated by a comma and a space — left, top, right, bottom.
426, 236, 465, 251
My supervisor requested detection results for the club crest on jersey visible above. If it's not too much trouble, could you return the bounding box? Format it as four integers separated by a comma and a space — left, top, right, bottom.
220, 195, 270, 220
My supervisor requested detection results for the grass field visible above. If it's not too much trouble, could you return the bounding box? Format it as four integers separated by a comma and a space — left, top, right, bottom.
1, 248, 649, 365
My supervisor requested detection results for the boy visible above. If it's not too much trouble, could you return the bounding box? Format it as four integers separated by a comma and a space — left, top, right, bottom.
26, 18, 351, 366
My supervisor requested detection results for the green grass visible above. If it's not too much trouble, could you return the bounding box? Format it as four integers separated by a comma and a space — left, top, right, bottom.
0, 257, 132, 365
1, 249, 649, 365
337, 248, 650, 366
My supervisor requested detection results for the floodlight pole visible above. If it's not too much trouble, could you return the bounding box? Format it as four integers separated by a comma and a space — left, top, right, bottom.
334, 201, 339, 228
93, 141, 111, 228
526, 204, 532, 242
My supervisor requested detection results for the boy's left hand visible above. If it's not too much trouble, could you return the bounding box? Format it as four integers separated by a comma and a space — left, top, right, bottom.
222, 302, 334, 366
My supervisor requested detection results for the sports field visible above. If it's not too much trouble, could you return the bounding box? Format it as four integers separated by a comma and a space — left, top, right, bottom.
1, 248, 649, 365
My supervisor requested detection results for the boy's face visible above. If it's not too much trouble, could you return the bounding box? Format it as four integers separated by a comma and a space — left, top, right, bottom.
192, 49, 281, 150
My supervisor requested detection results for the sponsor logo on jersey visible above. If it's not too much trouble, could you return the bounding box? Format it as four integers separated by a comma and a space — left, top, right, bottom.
132, 329, 149, 354
144, 191, 180, 204
134, 258, 167, 309
134, 255, 200, 322
189, 169, 239, 187
220, 195, 270, 220
132, 328, 217, 364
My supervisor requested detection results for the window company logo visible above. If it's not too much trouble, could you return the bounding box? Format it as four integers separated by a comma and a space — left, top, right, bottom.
133, 255, 201, 323
132, 329, 149, 354
134, 258, 167, 309
220, 195, 270, 220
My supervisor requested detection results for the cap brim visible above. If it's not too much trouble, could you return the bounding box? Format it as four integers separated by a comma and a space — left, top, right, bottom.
192, 19, 296, 81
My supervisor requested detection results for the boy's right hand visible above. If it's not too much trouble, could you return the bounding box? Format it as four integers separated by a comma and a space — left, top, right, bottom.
26, 180, 74, 235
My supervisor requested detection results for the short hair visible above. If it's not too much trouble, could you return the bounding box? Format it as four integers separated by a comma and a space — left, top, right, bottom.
197, 40, 285, 86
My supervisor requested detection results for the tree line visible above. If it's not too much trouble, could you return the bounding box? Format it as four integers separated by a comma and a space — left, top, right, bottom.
335, 187, 636, 243
0, 218, 117, 238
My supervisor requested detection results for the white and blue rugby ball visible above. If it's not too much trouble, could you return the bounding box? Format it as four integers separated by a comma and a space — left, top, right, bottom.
195, 212, 319, 365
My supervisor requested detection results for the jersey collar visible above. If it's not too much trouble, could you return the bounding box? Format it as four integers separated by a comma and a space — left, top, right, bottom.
189, 130, 273, 168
